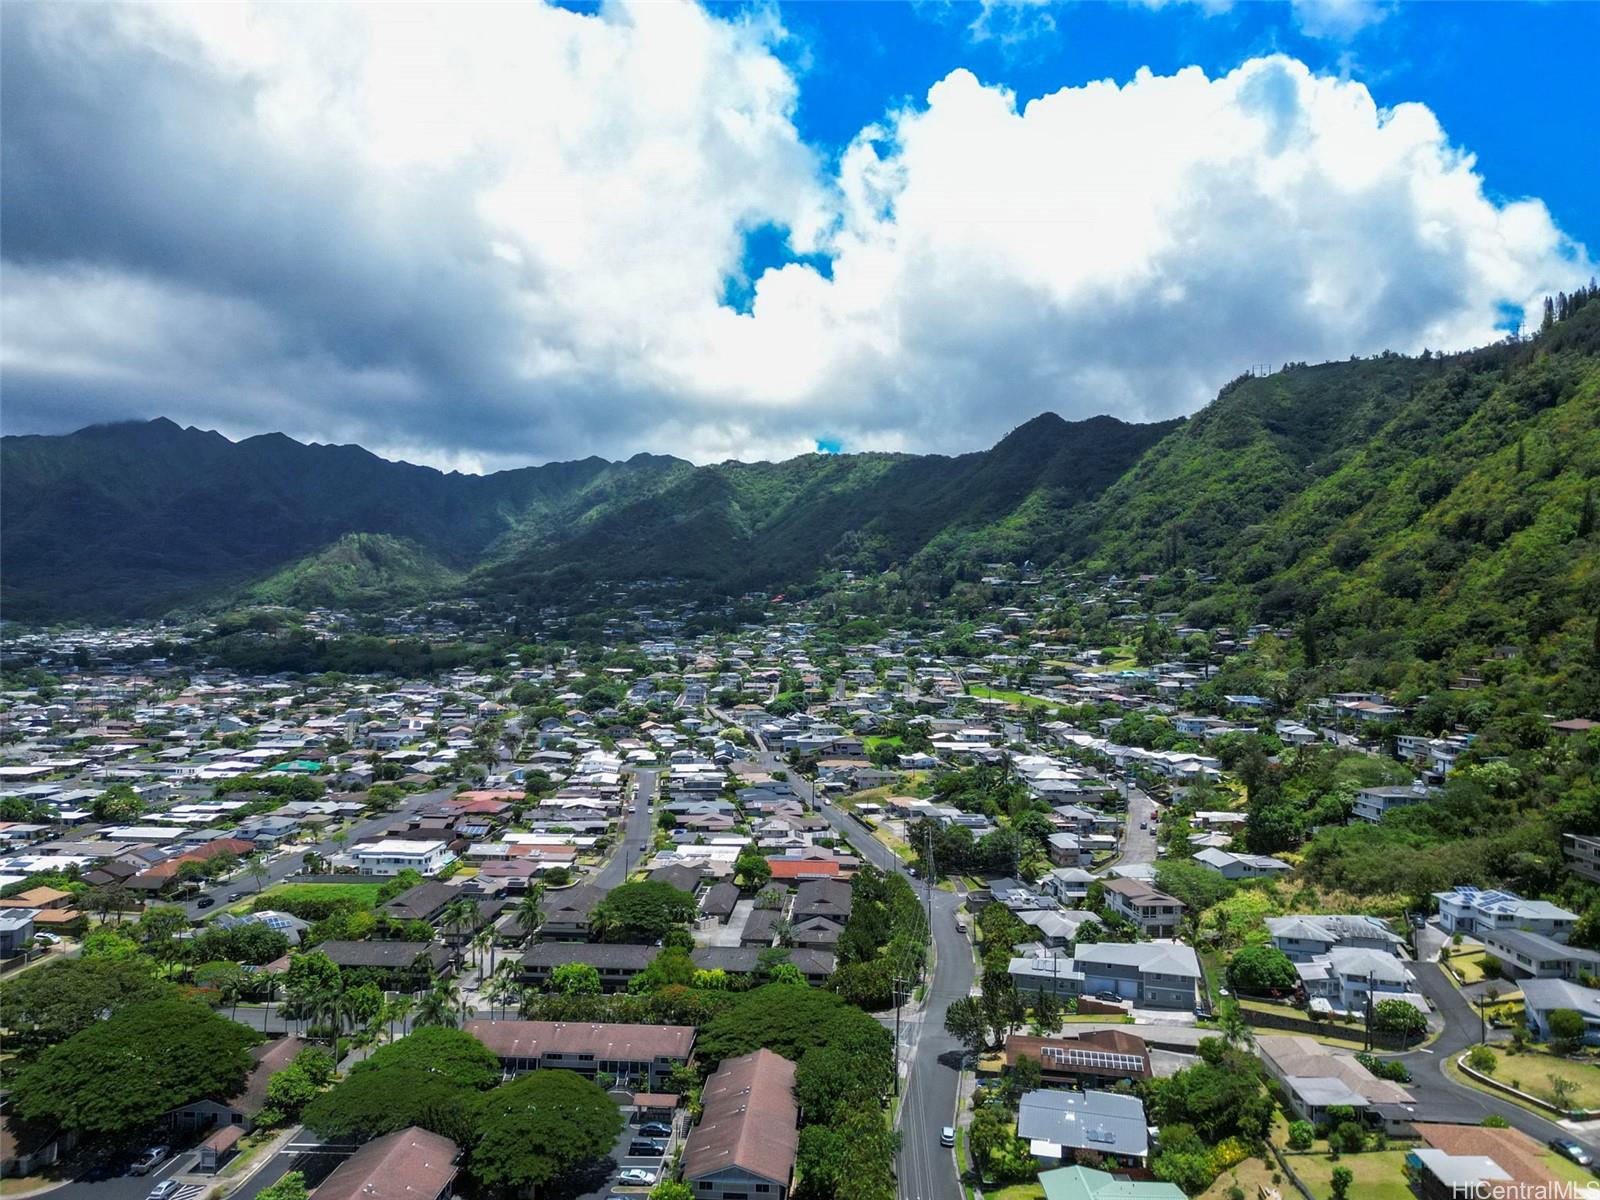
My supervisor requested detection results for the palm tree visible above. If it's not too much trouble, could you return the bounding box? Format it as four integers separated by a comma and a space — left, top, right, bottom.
414, 976, 467, 1029
514, 888, 545, 942
257, 974, 282, 1035
385, 995, 415, 1042
246, 852, 271, 894
471, 927, 496, 975
442, 897, 480, 955
484, 966, 520, 1021
312, 987, 346, 1047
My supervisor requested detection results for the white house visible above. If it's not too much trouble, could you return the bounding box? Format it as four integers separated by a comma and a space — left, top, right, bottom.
1433, 887, 1577, 942
342, 839, 457, 877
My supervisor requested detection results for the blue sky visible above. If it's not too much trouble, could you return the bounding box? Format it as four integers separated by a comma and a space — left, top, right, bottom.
4, 0, 1596, 468
777, 1, 1598, 249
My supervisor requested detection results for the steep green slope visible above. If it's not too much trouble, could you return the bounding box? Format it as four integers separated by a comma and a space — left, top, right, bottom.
472, 414, 1179, 597
0, 412, 1170, 617
0, 422, 690, 618
241, 533, 461, 610
1067, 299, 1600, 710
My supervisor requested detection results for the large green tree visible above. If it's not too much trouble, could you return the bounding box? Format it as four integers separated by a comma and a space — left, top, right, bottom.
11, 1000, 261, 1134
470, 1071, 623, 1196
591, 882, 696, 943
0, 955, 174, 1048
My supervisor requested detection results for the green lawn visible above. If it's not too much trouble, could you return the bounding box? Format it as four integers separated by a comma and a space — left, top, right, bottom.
1285, 1149, 1412, 1200
234, 881, 384, 914
966, 685, 1054, 709
984, 1185, 1044, 1200
1472, 1046, 1600, 1109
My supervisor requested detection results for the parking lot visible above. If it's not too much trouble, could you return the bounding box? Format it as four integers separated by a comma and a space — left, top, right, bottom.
574, 1107, 683, 1200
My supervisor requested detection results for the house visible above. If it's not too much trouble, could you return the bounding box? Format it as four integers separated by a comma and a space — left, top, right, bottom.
792, 879, 852, 924
1265, 914, 1404, 962
1100, 877, 1183, 938
342, 839, 457, 877
1041, 867, 1096, 904
0, 910, 37, 957
1479, 927, 1600, 982
682, 1049, 799, 1200
1016, 1088, 1151, 1165
0, 886, 80, 930
700, 882, 740, 924
1016, 909, 1100, 950
1562, 832, 1600, 885
1003, 1030, 1153, 1086
1295, 947, 1421, 1014
1432, 887, 1577, 941
465, 1019, 694, 1089
311, 1127, 459, 1200
1410, 1123, 1571, 1200
1353, 784, 1434, 824
1009, 943, 1201, 1010
1191, 847, 1292, 880
538, 884, 607, 940
1046, 833, 1087, 868
317, 941, 453, 990
1256, 1035, 1413, 1128
1037, 1166, 1183, 1200
167, 1036, 306, 1134
520, 942, 659, 991
1520, 978, 1600, 1045
379, 881, 462, 925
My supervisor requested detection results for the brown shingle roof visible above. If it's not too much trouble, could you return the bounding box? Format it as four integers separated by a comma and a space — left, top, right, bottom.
682, 1049, 798, 1188
465, 1019, 694, 1062
311, 1126, 459, 1200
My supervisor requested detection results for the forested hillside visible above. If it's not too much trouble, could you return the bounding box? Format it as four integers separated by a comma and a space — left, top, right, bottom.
4, 294, 1596, 648
0, 413, 1171, 617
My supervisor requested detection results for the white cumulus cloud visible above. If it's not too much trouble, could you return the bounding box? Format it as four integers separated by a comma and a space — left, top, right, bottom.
0, 2, 1590, 468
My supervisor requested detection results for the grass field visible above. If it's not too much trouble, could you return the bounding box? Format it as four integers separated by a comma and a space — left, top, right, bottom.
1284, 1149, 1411, 1200
1472, 1045, 1600, 1109
983, 1184, 1044, 1200
966, 685, 1053, 709
238, 881, 384, 913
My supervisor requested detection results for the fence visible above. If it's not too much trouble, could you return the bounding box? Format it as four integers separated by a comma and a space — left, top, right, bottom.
1237, 1003, 1414, 1051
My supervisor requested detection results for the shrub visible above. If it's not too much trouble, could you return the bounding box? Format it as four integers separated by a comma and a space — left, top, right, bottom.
1330, 1121, 1366, 1154
1466, 1044, 1496, 1073
1287, 1120, 1315, 1150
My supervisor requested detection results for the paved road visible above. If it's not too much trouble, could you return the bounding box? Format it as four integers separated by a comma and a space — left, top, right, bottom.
1399, 960, 1600, 1159
179, 786, 451, 918
1117, 783, 1159, 867
747, 736, 974, 1200
591, 768, 658, 891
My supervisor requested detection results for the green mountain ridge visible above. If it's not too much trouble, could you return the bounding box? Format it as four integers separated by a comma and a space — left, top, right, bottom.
4, 302, 1598, 663
0, 411, 1172, 617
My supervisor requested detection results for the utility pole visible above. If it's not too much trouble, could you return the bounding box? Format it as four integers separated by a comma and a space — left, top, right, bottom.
892, 976, 909, 1097
924, 822, 936, 984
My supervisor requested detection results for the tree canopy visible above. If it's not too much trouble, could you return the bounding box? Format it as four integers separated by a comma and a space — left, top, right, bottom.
470, 1070, 623, 1196
11, 1000, 262, 1134
0, 954, 175, 1048
591, 881, 696, 943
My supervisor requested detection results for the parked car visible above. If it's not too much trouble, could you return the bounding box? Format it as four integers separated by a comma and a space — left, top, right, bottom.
628, 1139, 668, 1157
1093, 991, 1123, 1003
196, 895, 216, 909
618, 1169, 657, 1186
1550, 1139, 1592, 1168
637, 1122, 672, 1138
148, 1181, 184, 1200
940, 1126, 956, 1148
129, 1146, 170, 1176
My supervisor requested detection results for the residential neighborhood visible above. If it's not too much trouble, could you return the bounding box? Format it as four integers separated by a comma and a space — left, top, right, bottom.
2, 579, 1598, 1200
